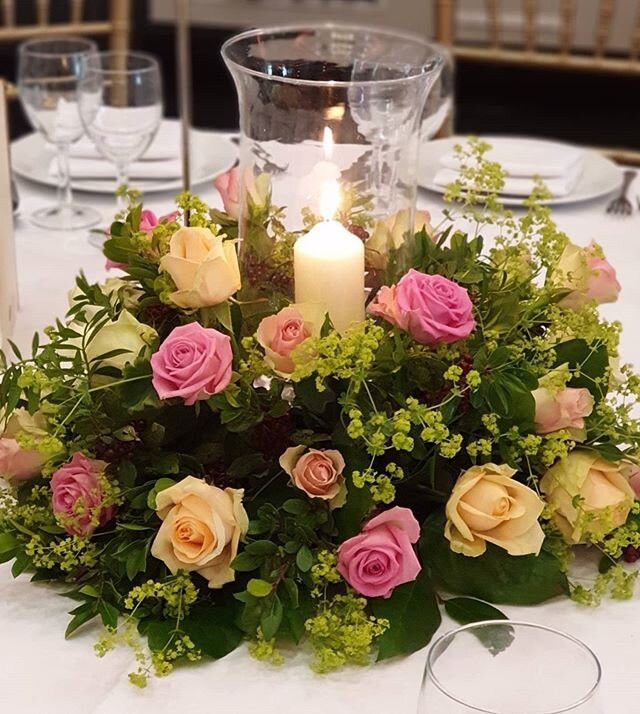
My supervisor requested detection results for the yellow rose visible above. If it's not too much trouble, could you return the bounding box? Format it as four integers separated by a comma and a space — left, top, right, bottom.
159, 227, 241, 309
85, 310, 157, 373
445, 463, 545, 557
540, 451, 634, 544
151, 475, 249, 589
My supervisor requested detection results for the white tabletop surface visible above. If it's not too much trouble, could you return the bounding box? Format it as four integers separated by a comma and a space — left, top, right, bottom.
2, 156, 640, 713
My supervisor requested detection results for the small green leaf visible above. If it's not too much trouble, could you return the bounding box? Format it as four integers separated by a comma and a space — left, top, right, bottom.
295, 545, 313, 573
247, 578, 273, 598
231, 551, 261, 572
260, 595, 283, 640
0, 532, 17, 553
65, 602, 99, 639
283, 499, 310, 516
98, 600, 120, 629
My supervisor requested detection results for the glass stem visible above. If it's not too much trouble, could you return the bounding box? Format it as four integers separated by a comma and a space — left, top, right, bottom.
116, 162, 129, 212
57, 143, 73, 211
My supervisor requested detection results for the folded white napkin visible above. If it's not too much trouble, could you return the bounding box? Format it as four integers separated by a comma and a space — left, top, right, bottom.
70, 120, 180, 161
49, 157, 182, 180
434, 158, 583, 197
439, 137, 584, 178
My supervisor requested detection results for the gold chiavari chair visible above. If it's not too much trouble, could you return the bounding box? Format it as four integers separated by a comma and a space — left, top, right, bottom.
1, 0, 131, 99
435, 0, 640, 164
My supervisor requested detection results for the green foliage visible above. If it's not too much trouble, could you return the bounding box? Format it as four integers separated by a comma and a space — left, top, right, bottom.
421, 513, 569, 605
371, 569, 441, 660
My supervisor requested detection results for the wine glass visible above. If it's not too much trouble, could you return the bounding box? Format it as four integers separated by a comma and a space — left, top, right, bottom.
418, 621, 603, 713
17, 37, 101, 230
77, 51, 163, 206
421, 45, 454, 141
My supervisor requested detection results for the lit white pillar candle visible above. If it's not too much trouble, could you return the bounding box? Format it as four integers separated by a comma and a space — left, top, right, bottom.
294, 179, 365, 333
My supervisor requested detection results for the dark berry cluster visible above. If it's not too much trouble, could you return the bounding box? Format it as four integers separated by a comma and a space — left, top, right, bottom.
243, 253, 293, 295
252, 414, 293, 459
623, 545, 640, 563
94, 420, 145, 463
346, 224, 370, 243
142, 303, 175, 329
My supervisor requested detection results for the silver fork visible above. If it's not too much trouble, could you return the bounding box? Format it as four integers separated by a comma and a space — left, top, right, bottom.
606, 170, 636, 215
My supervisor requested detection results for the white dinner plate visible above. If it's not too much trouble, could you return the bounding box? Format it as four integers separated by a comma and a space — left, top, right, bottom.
418, 136, 623, 206
11, 121, 238, 195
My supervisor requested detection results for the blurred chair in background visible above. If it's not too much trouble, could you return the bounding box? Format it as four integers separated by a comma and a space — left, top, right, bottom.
1, 0, 131, 99
435, 0, 640, 163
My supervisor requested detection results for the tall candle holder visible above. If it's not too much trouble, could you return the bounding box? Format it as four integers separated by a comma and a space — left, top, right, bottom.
222, 24, 443, 303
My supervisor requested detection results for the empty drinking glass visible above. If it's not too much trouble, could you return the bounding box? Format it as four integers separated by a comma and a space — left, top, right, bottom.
418, 621, 603, 713
78, 51, 163, 206
18, 37, 101, 230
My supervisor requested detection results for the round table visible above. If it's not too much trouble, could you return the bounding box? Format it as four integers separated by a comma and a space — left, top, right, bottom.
2, 163, 640, 713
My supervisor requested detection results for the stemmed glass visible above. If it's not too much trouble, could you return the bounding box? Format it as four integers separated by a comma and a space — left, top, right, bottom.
77, 51, 163, 208
421, 45, 454, 141
17, 37, 101, 230
418, 621, 603, 713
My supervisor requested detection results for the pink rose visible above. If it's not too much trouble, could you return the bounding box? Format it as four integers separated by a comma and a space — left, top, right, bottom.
279, 445, 347, 508
106, 209, 179, 271
151, 322, 233, 406
369, 269, 475, 345
51, 453, 114, 537
337, 506, 422, 598
214, 166, 240, 219
0, 438, 42, 482
555, 241, 621, 309
532, 386, 594, 439
255, 303, 324, 376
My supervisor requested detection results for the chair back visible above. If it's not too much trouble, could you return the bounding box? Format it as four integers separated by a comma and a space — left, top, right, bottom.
0, 0, 130, 51
0, 80, 17, 352
435, 1, 640, 162
435, 0, 640, 73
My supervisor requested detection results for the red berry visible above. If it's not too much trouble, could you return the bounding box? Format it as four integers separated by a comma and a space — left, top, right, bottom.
623, 546, 640, 563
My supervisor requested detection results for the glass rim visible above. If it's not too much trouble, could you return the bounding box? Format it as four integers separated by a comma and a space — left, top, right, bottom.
18, 36, 97, 59
425, 620, 602, 714
81, 50, 161, 75
221, 22, 444, 89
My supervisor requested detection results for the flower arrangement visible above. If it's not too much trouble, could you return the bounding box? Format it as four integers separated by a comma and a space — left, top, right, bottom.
1, 141, 640, 686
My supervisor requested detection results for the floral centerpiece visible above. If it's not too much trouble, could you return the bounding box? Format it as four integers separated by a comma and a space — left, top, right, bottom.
1, 141, 639, 686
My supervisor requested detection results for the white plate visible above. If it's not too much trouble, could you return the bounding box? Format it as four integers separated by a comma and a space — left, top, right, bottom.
418, 136, 623, 206
11, 121, 238, 195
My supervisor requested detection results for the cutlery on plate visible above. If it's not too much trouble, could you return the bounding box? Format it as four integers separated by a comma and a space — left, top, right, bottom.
606, 169, 636, 215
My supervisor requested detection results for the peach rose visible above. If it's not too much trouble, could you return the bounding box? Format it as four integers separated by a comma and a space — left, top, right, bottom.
279, 445, 347, 508
151, 475, 249, 588
159, 226, 241, 309
553, 241, 620, 310
532, 385, 594, 440
255, 303, 325, 376
540, 451, 634, 544
445, 463, 545, 557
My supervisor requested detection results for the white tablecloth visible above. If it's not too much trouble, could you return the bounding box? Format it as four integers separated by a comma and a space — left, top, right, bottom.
2, 164, 640, 713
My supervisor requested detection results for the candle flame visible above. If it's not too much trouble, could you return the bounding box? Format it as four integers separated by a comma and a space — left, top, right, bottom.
320, 180, 341, 221
322, 126, 334, 160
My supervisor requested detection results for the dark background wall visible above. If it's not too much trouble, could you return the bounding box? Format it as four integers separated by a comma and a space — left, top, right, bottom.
4, 0, 640, 153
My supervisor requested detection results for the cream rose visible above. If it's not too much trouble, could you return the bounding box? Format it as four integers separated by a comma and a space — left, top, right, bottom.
159, 227, 241, 309
151, 475, 249, 589
85, 310, 157, 373
279, 445, 347, 508
540, 451, 634, 544
445, 463, 545, 557
367, 209, 434, 269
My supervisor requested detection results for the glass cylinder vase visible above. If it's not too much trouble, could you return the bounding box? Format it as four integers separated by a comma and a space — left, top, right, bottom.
222, 24, 443, 304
